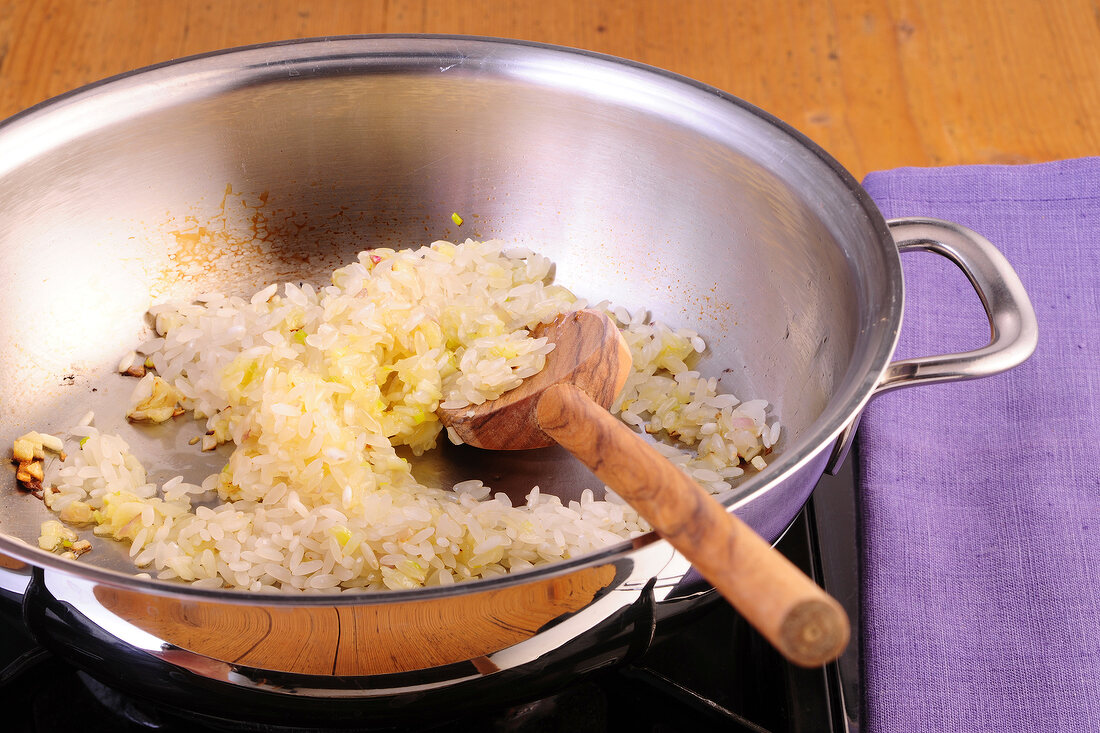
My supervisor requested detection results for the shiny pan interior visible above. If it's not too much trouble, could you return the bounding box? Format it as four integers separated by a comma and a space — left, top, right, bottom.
0, 36, 899, 602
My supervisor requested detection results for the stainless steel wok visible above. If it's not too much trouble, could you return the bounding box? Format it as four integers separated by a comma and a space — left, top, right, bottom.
0, 36, 1036, 722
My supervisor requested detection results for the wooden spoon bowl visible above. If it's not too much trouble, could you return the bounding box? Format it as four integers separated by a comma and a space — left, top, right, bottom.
439, 310, 631, 450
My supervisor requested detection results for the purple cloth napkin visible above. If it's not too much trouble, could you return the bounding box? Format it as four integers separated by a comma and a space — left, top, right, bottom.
859, 159, 1100, 732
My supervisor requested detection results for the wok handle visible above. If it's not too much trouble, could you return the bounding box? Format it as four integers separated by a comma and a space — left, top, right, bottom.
877, 217, 1038, 391
826, 217, 1038, 473
537, 383, 850, 668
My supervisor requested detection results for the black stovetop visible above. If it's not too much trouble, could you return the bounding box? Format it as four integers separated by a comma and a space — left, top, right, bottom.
0, 461, 862, 733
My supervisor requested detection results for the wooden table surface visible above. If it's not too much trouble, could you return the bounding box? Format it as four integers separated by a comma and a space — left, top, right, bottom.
2, 0, 1097, 181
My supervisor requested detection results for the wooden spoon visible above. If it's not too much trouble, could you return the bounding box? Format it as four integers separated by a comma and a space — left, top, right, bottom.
439, 309, 850, 668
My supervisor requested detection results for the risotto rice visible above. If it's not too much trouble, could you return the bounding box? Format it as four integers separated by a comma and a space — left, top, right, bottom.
34, 239, 779, 592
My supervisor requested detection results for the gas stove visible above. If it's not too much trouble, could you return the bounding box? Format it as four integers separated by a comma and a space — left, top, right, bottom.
0, 460, 862, 733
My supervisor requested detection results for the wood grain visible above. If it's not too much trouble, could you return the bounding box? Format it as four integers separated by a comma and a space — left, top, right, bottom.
93, 562, 616, 675
443, 308, 846, 664
0, 552, 27, 571
536, 383, 849, 667
1, 0, 1098, 181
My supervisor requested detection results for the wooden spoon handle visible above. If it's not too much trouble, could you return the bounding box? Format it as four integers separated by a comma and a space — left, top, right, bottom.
536, 383, 850, 668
